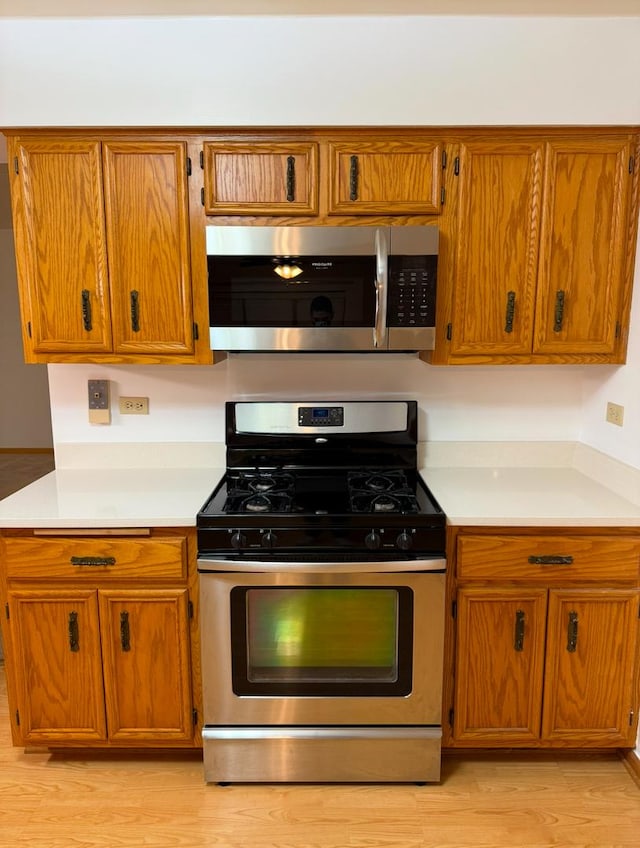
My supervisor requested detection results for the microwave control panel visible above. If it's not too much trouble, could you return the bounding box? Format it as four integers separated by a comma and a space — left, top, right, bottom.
387, 255, 437, 327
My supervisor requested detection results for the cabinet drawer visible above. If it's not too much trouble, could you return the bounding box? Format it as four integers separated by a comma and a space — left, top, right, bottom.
3, 536, 187, 579
457, 535, 640, 583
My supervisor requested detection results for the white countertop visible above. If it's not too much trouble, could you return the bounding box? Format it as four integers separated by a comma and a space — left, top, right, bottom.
0, 468, 223, 528
1, 442, 640, 529
424, 466, 640, 527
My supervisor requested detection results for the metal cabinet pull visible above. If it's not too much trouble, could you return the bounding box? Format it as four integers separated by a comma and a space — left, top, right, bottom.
68, 611, 79, 652
120, 611, 131, 652
130, 290, 140, 332
70, 556, 116, 567
554, 290, 565, 332
567, 611, 578, 652
514, 609, 525, 652
505, 291, 516, 333
349, 155, 359, 201
528, 555, 574, 566
81, 289, 92, 332
286, 155, 295, 202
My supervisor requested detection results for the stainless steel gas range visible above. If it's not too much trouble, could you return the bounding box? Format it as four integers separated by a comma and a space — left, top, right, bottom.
197, 400, 446, 784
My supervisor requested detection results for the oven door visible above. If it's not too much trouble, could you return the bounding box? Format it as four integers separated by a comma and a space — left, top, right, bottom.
198, 559, 445, 727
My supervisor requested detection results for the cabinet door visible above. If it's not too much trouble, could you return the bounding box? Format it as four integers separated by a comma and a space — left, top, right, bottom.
328, 140, 442, 215
7, 589, 107, 742
202, 142, 318, 215
454, 587, 547, 743
9, 138, 112, 355
534, 137, 634, 355
99, 589, 193, 742
103, 141, 195, 355
449, 140, 544, 355
542, 589, 640, 745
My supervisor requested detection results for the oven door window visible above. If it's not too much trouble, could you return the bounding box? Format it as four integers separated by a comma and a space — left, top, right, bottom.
230, 586, 413, 696
208, 255, 376, 327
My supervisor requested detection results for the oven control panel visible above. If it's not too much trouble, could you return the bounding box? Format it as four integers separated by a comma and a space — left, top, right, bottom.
298, 406, 344, 427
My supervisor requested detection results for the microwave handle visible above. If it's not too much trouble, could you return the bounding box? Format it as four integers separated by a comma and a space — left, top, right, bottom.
374, 228, 389, 348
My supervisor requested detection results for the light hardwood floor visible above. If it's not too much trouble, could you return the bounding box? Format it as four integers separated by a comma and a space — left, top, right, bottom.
0, 661, 638, 848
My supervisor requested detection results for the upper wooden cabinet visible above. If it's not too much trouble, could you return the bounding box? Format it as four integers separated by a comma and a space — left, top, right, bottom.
328, 139, 443, 215
202, 141, 318, 216
8, 135, 208, 364
445, 132, 639, 364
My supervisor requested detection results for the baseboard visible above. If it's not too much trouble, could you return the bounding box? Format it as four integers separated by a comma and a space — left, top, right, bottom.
0, 448, 54, 454
621, 749, 640, 787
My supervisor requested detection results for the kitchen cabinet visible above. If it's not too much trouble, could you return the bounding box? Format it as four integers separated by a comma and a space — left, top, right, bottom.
445, 133, 639, 364
0, 531, 199, 747
8, 135, 208, 364
202, 141, 319, 216
327, 139, 443, 215
451, 533, 640, 747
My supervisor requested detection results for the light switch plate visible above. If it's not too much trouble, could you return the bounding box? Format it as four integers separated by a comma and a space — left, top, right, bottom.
88, 379, 111, 425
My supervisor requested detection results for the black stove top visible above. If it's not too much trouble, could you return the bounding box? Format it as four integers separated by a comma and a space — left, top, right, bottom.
197, 400, 446, 558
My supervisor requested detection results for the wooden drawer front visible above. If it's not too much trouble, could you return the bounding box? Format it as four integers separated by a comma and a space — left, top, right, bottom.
4, 537, 187, 579
457, 535, 640, 583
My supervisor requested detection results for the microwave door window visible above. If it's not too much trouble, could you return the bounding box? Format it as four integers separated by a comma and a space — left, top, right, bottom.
208, 256, 376, 327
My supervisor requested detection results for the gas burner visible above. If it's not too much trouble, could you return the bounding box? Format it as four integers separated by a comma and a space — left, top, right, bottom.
372, 494, 401, 512
224, 491, 293, 515
348, 470, 410, 494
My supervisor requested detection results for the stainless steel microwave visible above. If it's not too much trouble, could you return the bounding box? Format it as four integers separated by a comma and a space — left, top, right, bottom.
206, 225, 438, 352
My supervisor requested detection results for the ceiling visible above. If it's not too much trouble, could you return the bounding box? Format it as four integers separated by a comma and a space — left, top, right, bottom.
1, 1, 640, 16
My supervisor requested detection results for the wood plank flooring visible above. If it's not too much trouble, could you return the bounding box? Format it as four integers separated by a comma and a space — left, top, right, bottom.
0, 450, 55, 501
0, 664, 638, 848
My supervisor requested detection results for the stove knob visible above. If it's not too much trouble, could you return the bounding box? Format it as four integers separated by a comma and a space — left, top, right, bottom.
261, 530, 277, 549
365, 531, 382, 550
230, 530, 247, 550
396, 530, 414, 551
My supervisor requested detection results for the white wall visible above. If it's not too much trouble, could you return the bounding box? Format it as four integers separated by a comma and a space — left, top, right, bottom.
1, 13, 639, 467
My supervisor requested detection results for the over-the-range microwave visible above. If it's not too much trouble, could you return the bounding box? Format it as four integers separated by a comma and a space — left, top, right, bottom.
206, 225, 438, 353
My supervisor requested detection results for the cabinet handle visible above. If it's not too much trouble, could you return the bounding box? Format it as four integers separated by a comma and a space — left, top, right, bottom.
120, 611, 131, 652
505, 291, 516, 334
349, 155, 359, 201
70, 556, 116, 567
567, 611, 578, 653
514, 609, 525, 651
528, 555, 573, 565
130, 290, 140, 332
68, 611, 79, 652
286, 155, 295, 202
81, 289, 92, 332
553, 290, 565, 332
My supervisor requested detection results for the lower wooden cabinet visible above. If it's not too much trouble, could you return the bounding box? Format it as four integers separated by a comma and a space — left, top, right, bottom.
0, 530, 200, 748
451, 532, 640, 748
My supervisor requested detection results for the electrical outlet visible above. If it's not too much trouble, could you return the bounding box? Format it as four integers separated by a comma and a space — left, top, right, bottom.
606, 401, 624, 427
119, 396, 149, 415
88, 379, 110, 425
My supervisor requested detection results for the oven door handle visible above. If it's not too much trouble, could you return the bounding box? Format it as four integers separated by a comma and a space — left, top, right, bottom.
198, 557, 446, 574
373, 227, 389, 349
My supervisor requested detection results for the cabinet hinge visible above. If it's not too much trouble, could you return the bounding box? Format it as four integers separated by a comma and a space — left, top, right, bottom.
5, 602, 9, 620
441, 150, 447, 170
200, 150, 204, 169
440, 187, 446, 206
446, 322, 452, 341
186, 157, 192, 177
193, 708, 198, 726
454, 156, 460, 176
27, 321, 32, 339
630, 156, 635, 174
201, 187, 205, 206
16, 710, 20, 726
188, 599, 194, 619
451, 600, 457, 619
13, 156, 19, 175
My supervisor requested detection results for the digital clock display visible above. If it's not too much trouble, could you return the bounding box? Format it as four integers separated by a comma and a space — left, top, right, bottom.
298, 406, 344, 427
